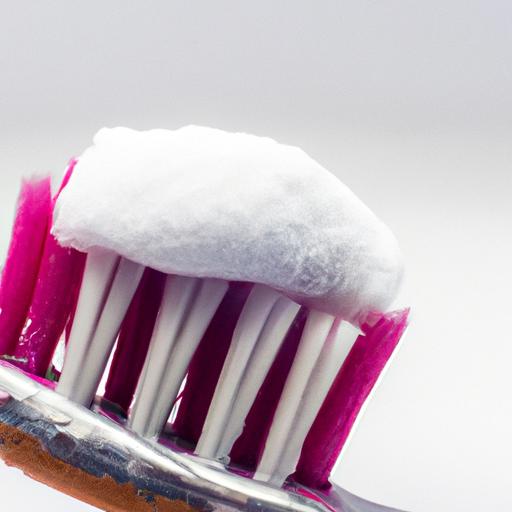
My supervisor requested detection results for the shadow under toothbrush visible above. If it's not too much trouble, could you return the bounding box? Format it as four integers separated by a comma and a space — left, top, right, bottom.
0, 362, 407, 512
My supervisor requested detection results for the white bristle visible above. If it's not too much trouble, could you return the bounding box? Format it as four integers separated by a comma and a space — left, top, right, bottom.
258, 321, 360, 486
71, 258, 145, 406
137, 278, 229, 439
57, 249, 120, 399
129, 275, 200, 438
58, 249, 358, 489
253, 310, 336, 484
195, 285, 281, 459
215, 296, 300, 460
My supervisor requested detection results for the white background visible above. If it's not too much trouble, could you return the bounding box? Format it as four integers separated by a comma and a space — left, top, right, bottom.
0, 2, 511, 511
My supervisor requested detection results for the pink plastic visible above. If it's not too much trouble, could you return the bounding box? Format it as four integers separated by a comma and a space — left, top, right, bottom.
0, 177, 52, 355
104, 268, 166, 413
12, 161, 86, 376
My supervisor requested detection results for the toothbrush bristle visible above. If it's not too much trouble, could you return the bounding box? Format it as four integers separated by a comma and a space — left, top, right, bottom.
194, 284, 283, 459
9, 165, 85, 376
230, 307, 307, 469
13, 234, 85, 375
257, 320, 361, 486
56, 249, 120, 402
295, 309, 409, 488
8, 160, 84, 375
129, 276, 228, 439
253, 311, 338, 484
103, 267, 166, 413
70, 257, 145, 406
0, 177, 52, 356
172, 282, 253, 443
214, 296, 301, 461
128, 275, 202, 437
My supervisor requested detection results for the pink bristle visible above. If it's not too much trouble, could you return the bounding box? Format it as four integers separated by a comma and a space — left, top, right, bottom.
294, 309, 409, 489
12, 161, 86, 376
64, 271, 83, 344
56, 158, 78, 196
13, 235, 86, 375
172, 282, 252, 444
229, 307, 307, 470
103, 267, 166, 413
0, 176, 52, 356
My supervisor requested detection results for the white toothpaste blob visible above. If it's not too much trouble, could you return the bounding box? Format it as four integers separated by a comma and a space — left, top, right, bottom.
53, 126, 403, 323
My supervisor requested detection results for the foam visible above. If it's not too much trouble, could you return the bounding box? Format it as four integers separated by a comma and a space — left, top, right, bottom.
53, 126, 403, 323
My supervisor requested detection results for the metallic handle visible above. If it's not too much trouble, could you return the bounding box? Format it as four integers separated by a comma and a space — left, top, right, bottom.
0, 362, 407, 512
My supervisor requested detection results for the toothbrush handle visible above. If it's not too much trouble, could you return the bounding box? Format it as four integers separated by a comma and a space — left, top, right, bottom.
0, 362, 409, 512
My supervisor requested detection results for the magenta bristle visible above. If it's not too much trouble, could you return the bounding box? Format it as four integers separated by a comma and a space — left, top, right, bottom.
172, 282, 252, 444
64, 270, 84, 345
294, 309, 409, 489
229, 307, 307, 470
104, 268, 166, 413
0, 177, 52, 356
56, 158, 78, 197
61, 160, 84, 350
13, 235, 86, 376
11, 161, 85, 376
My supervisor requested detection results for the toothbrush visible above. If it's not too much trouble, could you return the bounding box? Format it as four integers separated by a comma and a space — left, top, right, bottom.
0, 126, 409, 512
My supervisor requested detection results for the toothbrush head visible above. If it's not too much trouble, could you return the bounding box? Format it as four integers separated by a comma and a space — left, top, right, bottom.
0, 128, 409, 511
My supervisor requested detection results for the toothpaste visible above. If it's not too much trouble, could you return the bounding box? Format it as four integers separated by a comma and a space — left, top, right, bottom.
53, 126, 403, 323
